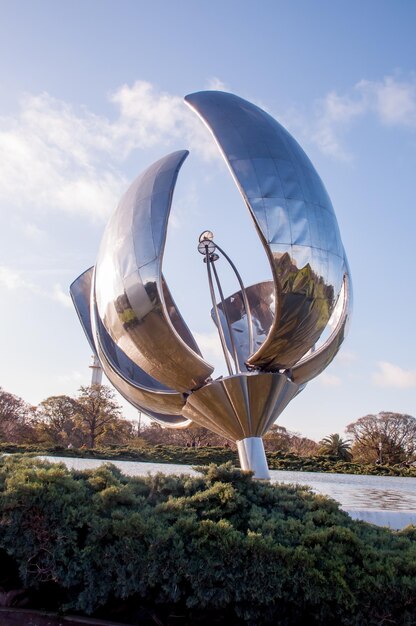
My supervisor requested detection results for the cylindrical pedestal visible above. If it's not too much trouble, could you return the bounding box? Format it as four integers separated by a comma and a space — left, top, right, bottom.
237, 437, 270, 480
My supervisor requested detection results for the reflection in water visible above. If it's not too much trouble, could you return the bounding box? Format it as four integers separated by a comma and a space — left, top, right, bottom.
269, 470, 416, 510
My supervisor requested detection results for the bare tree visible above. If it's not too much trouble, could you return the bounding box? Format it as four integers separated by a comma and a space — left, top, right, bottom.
288, 433, 319, 457
263, 425, 291, 452
0, 387, 34, 443
140, 422, 227, 447
346, 412, 416, 464
264, 425, 319, 456
168, 424, 222, 447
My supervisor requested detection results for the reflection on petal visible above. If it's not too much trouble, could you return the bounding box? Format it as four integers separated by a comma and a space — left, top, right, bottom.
71, 267, 188, 423
183, 372, 300, 440
291, 269, 352, 385
95, 150, 213, 393
185, 91, 348, 369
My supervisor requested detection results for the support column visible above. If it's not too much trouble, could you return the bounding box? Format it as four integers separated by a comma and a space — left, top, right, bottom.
237, 437, 270, 480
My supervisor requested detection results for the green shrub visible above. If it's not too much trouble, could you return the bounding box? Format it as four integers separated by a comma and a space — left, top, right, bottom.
0, 456, 415, 624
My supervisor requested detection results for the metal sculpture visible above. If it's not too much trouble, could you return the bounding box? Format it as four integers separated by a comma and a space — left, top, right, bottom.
71, 91, 352, 479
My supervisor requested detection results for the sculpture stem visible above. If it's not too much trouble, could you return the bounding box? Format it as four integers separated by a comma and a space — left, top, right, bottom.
236, 437, 270, 480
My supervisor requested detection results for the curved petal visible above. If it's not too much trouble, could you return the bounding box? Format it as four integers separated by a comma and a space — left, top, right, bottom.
94, 150, 214, 392
93, 333, 190, 428
185, 92, 346, 370
71, 267, 188, 424
183, 372, 300, 440
211, 281, 275, 371
291, 265, 352, 385
69, 267, 97, 353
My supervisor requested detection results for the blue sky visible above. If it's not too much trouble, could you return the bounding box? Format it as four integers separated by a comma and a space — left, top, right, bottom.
0, 0, 415, 440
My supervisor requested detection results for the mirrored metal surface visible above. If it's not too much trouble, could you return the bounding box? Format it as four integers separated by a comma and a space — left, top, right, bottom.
211, 281, 275, 371
185, 91, 348, 370
237, 437, 270, 480
71, 89, 352, 479
70, 267, 97, 353
183, 372, 300, 441
94, 150, 213, 393
71, 267, 188, 425
93, 329, 190, 428
292, 270, 352, 385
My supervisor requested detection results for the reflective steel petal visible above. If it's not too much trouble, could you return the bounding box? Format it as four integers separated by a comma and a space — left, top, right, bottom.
94, 150, 214, 393
70, 267, 98, 353
211, 281, 275, 371
291, 267, 352, 385
183, 372, 300, 441
185, 91, 347, 370
71, 267, 189, 425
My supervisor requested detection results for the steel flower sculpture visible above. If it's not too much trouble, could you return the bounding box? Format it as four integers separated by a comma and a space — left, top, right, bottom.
71, 91, 352, 479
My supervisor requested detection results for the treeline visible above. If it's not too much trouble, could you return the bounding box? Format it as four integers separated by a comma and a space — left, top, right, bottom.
0, 458, 415, 625
1, 443, 415, 477
1, 386, 416, 468
0, 385, 319, 454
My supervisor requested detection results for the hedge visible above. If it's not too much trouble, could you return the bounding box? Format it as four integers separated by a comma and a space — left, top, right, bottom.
0, 456, 415, 625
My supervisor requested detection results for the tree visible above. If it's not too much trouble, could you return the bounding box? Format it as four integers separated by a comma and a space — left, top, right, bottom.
318, 433, 352, 461
34, 395, 80, 447
346, 412, 416, 464
168, 424, 219, 447
139, 422, 227, 447
288, 433, 319, 457
74, 385, 130, 448
0, 387, 33, 443
263, 425, 319, 456
263, 425, 291, 452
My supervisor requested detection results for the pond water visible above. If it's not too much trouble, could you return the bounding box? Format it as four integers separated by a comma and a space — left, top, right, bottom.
40, 456, 416, 529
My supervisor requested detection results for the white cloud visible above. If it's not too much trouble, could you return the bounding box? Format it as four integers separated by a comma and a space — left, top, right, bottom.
0, 81, 219, 221
360, 76, 416, 126
2, 74, 414, 224
372, 361, 416, 389
291, 74, 416, 160
52, 283, 72, 308
11, 216, 46, 242
0, 264, 72, 309
0, 265, 36, 291
206, 77, 228, 91
319, 372, 342, 387
337, 349, 358, 365
0, 92, 126, 219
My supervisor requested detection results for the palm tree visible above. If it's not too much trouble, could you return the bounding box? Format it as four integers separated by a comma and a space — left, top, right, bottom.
319, 433, 352, 461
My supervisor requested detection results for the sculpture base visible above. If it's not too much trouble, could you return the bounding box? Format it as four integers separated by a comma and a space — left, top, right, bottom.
237, 437, 270, 480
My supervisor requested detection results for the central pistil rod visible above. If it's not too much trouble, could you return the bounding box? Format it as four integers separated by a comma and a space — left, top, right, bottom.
197, 230, 254, 376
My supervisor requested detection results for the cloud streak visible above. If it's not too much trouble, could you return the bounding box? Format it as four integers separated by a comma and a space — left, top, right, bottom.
1, 73, 415, 226
0, 81, 219, 221
0, 264, 72, 308
301, 74, 416, 160
372, 361, 416, 389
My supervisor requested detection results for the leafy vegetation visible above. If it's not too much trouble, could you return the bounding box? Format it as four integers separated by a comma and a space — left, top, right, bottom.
346, 412, 416, 464
0, 457, 414, 625
318, 433, 352, 461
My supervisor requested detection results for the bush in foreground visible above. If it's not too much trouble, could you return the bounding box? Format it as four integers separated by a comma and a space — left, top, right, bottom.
0, 457, 415, 625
